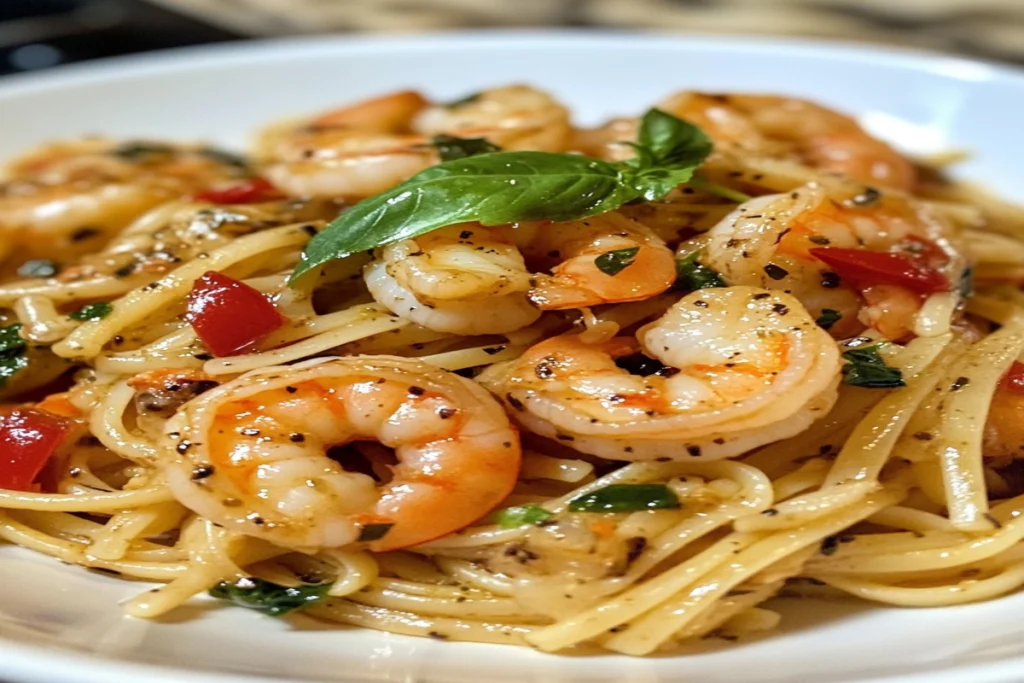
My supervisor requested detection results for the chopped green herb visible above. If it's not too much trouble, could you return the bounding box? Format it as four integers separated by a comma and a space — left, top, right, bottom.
958, 266, 974, 300
841, 344, 905, 389
497, 504, 553, 529
430, 134, 501, 162
674, 251, 726, 291
568, 484, 681, 513
69, 302, 113, 322
356, 523, 394, 542
816, 309, 842, 330
595, 247, 640, 276
290, 108, 712, 283
443, 92, 481, 108
0, 324, 29, 390
198, 147, 250, 169
0, 324, 27, 354
112, 141, 175, 160
209, 577, 329, 617
17, 259, 60, 278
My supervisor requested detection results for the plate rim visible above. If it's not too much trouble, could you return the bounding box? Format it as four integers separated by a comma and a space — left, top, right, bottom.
2, 29, 1024, 683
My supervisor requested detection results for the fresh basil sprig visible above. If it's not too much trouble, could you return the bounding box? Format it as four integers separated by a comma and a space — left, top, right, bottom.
209, 577, 329, 617
290, 109, 712, 282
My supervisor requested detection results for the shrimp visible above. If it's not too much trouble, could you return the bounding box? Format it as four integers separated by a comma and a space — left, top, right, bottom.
517, 212, 678, 309
659, 92, 917, 192
699, 181, 965, 340
364, 213, 676, 334
478, 286, 841, 461
162, 356, 521, 552
0, 139, 247, 267
364, 224, 541, 335
260, 85, 571, 199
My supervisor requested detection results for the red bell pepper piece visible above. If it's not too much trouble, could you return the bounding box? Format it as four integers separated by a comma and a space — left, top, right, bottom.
809, 247, 950, 294
1000, 361, 1024, 394
0, 408, 71, 491
194, 178, 283, 205
186, 272, 285, 357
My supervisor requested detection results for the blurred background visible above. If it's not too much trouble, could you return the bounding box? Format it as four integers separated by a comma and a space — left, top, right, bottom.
3, 0, 1023, 76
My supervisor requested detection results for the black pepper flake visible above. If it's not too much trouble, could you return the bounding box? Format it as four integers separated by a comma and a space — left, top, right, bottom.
535, 360, 555, 379
713, 438, 726, 445
771, 303, 790, 316
301, 224, 318, 237
625, 537, 647, 564
505, 394, 525, 411
752, 293, 770, 300
808, 235, 831, 245
459, 230, 473, 239
762, 508, 779, 517
693, 300, 708, 308
114, 263, 137, 278
438, 408, 457, 420
913, 431, 934, 441
482, 346, 506, 355
289, 433, 305, 443
176, 440, 192, 454
820, 272, 841, 288
686, 445, 702, 457
193, 353, 213, 361
556, 433, 575, 441
820, 535, 840, 556
285, 385, 298, 393
408, 386, 425, 396
773, 228, 791, 245
191, 465, 215, 480
428, 631, 449, 641
950, 376, 970, 391
851, 187, 881, 206
112, 335, 125, 345
763, 263, 789, 280
70, 226, 101, 242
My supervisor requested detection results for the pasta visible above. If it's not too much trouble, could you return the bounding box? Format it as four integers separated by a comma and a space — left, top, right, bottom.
2, 84, 1024, 656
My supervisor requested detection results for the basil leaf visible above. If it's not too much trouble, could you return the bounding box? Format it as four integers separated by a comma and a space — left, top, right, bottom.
841, 344, 905, 389
17, 259, 60, 278
595, 247, 640, 276
816, 309, 842, 330
674, 251, 726, 291
209, 577, 329, 617
356, 523, 394, 542
497, 504, 553, 529
290, 108, 713, 283
568, 484, 680, 513
293, 152, 634, 280
431, 134, 501, 162
69, 302, 113, 321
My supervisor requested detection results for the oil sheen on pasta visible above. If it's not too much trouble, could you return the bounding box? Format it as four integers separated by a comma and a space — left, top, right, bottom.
2, 86, 1024, 656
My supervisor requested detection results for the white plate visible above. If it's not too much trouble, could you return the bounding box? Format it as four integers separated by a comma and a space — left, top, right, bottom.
2, 31, 1024, 683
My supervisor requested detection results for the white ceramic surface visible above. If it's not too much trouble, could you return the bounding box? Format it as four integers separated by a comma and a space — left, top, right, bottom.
1, 32, 1024, 683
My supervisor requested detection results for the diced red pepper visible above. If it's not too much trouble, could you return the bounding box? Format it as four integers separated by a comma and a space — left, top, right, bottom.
194, 178, 283, 205
1000, 361, 1024, 394
0, 408, 71, 491
809, 247, 950, 295
186, 272, 285, 357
